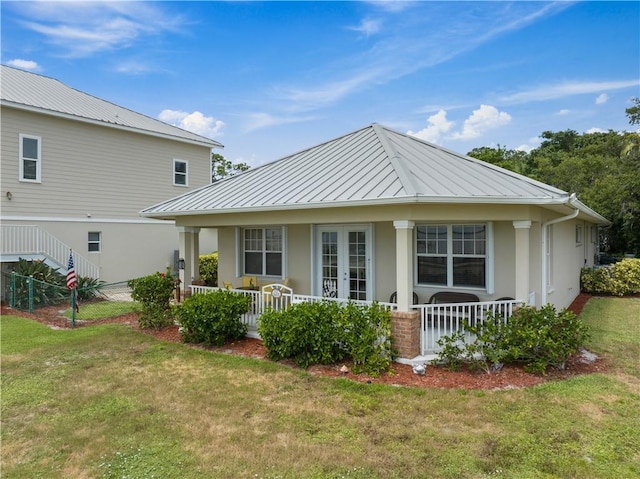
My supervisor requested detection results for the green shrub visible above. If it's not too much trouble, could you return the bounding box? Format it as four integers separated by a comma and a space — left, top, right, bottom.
175, 290, 250, 345
259, 300, 346, 368
199, 252, 218, 287
581, 258, 640, 296
76, 276, 105, 301
341, 302, 396, 376
128, 271, 176, 330
435, 305, 590, 375
11, 258, 67, 309
502, 305, 590, 374
258, 300, 395, 375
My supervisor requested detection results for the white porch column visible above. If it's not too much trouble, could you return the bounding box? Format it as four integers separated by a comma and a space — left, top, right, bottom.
393, 220, 415, 311
513, 221, 531, 304
178, 227, 201, 294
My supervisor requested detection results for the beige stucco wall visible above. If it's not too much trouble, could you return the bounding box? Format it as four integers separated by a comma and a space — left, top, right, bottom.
185, 201, 602, 310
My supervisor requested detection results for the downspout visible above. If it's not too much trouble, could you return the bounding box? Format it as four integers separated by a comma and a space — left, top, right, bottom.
541, 193, 579, 305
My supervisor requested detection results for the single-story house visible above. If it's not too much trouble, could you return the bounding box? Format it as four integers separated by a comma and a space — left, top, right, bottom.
141, 123, 609, 359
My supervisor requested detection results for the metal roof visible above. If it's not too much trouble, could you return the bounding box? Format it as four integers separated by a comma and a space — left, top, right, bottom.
0, 65, 223, 149
141, 123, 608, 223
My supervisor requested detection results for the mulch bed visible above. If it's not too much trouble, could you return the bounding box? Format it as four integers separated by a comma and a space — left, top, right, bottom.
1, 293, 606, 390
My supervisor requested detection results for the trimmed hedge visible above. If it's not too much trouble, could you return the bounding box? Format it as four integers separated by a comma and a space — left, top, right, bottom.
176, 290, 250, 346
128, 271, 176, 330
258, 300, 396, 376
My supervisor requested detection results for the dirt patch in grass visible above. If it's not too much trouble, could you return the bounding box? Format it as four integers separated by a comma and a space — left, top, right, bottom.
2, 294, 606, 391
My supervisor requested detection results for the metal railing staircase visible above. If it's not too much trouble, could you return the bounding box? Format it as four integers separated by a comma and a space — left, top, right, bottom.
1, 225, 100, 279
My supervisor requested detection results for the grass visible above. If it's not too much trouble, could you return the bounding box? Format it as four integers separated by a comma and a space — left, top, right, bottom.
63, 300, 138, 321
2, 297, 639, 479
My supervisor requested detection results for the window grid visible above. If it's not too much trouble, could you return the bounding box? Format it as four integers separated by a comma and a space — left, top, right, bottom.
173, 160, 188, 186
19, 134, 41, 182
417, 224, 486, 288
243, 227, 282, 276
88, 232, 101, 253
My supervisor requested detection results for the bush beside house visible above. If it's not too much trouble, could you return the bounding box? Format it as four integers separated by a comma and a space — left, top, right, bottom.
581, 258, 640, 296
258, 300, 396, 376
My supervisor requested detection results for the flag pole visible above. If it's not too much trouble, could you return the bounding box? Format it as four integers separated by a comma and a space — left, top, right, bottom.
67, 249, 78, 328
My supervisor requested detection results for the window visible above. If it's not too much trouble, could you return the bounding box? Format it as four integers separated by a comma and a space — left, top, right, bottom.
575, 224, 583, 246
243, 227, 283, 276
88, 232, 101, 252
173, 159, 188, 186
19, 134, 41, 182
416, 224, 486, 288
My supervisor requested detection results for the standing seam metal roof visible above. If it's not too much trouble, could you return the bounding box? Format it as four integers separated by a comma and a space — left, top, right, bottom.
141, 123, 605, 221
1, 65, 222, 149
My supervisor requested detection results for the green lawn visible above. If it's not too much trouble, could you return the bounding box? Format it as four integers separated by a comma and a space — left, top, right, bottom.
2, 297, 639, 479
63, 300, 138, 321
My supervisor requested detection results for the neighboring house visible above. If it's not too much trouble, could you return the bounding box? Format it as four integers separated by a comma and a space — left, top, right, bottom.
141, 124, 609, 359
1, 65, 222, 283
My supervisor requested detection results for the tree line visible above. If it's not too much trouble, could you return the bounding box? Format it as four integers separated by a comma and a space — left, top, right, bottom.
468, 98, 639, 257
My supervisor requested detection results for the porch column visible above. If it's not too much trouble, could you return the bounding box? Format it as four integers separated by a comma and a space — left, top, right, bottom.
178, 227, 201, 297
513, 221, 531, 304
393, 220, 414, 311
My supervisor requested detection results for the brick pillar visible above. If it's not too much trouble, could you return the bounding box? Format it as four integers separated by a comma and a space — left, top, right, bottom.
391, 310, 421, 359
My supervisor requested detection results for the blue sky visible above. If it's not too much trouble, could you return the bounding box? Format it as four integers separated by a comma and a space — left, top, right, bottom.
2, 1, 639, 167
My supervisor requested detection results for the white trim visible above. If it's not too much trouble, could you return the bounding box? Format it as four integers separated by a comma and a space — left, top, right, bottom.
19, 134, 42, 183
141, 195, 609, 225
3, 100, 223, 149
314, 223, 373, 301
393, 220, 415, 230
415, 222, 490, 291
173, 159, 189, 187
1, 215, 174, 225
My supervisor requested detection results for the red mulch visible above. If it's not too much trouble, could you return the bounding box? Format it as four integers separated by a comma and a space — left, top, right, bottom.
1, 293, 606, 390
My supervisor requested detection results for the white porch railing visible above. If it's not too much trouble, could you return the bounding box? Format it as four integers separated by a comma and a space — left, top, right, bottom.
413, 299, 522, 356
189, 284, 397, 337
1, 225, 100, 279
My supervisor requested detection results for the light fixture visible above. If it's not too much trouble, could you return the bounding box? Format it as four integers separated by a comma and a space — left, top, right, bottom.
178, 258, 185, 270
6, 191, 12, 200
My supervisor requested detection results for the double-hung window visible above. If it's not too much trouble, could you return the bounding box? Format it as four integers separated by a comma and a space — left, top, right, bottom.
417, 224, 487, 288
173, 159, 188, 186
243, 227, 283, 277
88, 232, 101, 253
19, 134, 42, 182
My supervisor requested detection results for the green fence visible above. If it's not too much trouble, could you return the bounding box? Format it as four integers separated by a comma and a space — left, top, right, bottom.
2, 272, 136, 327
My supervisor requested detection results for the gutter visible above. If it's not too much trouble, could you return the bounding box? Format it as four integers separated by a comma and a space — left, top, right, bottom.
540, 193, 579, 305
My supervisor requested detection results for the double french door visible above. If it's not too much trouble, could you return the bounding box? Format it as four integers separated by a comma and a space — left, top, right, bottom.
316, 225, 371, 301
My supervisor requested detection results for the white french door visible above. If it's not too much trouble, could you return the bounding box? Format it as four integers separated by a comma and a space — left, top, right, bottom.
316, 225, 372, 301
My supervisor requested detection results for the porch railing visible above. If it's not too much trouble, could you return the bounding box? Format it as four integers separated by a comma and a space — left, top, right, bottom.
189, 284, 521, 356
189, 284, 396, 334
413, 299, 522, 356
1, 225, 99, 279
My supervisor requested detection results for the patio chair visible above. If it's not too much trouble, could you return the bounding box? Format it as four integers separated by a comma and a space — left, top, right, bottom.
428, 291, 480, 304
426, 291, 480, 328
389, 291, 420, 304
241, 276, 258, 289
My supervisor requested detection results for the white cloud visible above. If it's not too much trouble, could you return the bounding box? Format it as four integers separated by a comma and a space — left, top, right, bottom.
244, 112, 315, 132
595, 93, 609, 105
6, 59, 40, 71
556, 109, 571, 116
451, 105, 512, 140
407, 110, 454, 144
500, 80, 639, 104
586, 127, 606, 134
12, 2, 186, 58
158, 110, 225, 138
348, 18, 382, 36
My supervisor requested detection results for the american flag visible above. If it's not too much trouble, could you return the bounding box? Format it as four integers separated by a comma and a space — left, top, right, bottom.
66, 251, 77, 289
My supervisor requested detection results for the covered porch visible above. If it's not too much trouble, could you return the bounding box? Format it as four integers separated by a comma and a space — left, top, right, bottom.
189, 283, 521, 360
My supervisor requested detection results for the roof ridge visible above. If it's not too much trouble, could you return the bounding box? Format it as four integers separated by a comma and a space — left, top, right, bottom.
371, 123, 419, 196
